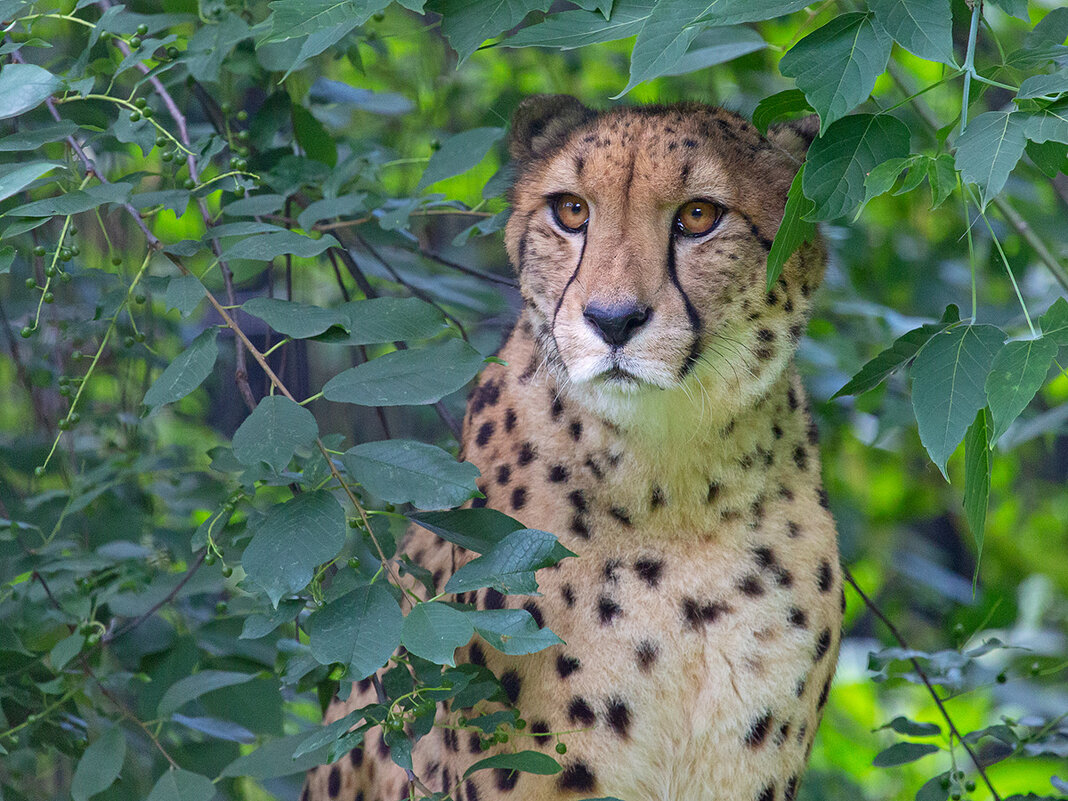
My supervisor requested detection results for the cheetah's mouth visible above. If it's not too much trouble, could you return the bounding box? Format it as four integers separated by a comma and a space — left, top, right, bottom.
598, 365, 643, 385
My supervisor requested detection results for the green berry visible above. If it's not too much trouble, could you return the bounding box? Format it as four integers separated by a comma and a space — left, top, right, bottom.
59, 386, 72, 397
141, 107, 153, 118
965, 781, 976, 792
347, 557, 359, 569
555, 742, 567, 754
233, 185, 245, 197
236, 129, 249, 142
457, 716, 467, 727
20, 326, 33, 338
221, 565, 234, 578
183, 178, 195, 190
129, 35, 142, 48
135, 97, 147, 109
1030, 661, 1041, 676
951, 794, 961, 801
215, 600, 227, 613
59, 375, 69, 386
69, 245, 79, 256
135, 332, 146, 343
111, 256, 122, 266
59, 248, 72, 262
135, 293, 146, 304
86, 632, 101, 646
25, 278, 37, 289
204, 552, 216, 565
161, 151, 173, 162
60, 272, 72, 284
69, 412, 80, 424
43, 292, 54, 304
495, 732, 508, 743
7, 734, 17, 745
45, 266, 57, 277
33, 466, 45, 478
156, 134, 167, 146
68, 226, 77, 236
996, 671, 1007, 684
166, 46, 179, 59
221, 102, 232, 114
71, 351, 82, 361
124, 336, 135, 347
136, 23, 148, 35
33, 245, 45, 256
515, 719, 526, 730
129, 111, 141, 122
59, 417, 71, 431
372, 12, 385, 21
229, 156, 240, 168
236, 110, 248, 121
479, 739, 490, 751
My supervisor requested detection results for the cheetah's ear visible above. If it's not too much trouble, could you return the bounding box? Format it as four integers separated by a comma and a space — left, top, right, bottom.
766, 115, 819, 162
509, 94, 594, 163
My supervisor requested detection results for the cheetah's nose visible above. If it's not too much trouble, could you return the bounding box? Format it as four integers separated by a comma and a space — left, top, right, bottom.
583, 301, 652, 347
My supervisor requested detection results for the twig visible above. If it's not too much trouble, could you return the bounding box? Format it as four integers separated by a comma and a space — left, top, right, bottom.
418, 248, 518, 288
841, 565, 1003, 801
105, 549, 207, 643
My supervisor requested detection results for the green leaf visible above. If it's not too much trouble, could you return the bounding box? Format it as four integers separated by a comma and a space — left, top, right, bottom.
859, 156, 912, 215
261, 0, 386, 44
779, 13, 892, 133
0, 161, 61, 203
321, 297, 447, 345
164, 275, 205, 318
623, 0, 810, 97
0, 120, 77, 152
463, 750, 562, 779
224, 193, 286, 217
71, 726, 126, 801
242, 297, 348, 339
243, 491, 347, 606
143, 329, 219, 410
916, 773, 950, 801
1024, 139, 1068, 178
408, 508, 525, 553
1016, 68, 1068, 100
466, 608, 563, 655
1022, 100, 1068, 145
868, 0, 956, 65
658, 25, 767, 78
233, 396, 320, 472
501, 0, 653, 50
145, 769, 217, 801
307, 582, 402, 678
955, 111, 1028, 207
872, 741, 940, 767
342, 440, 481, 510
6, 182, 133, 217
220, 731, 331, 778
877, 716, 942, 737
432, 0, 554, 62
1039, 297, 1068, 345
401, 601, 475, 666
446, 529, 575, 595
292, 104, 338, 167
766, 168, 816, 290
752, 88, 813, 134
911, 325, 1005, 478
417, 127, 505, 191
963, 407, 992, 563
49, 632, 84, 671
157, 670, 257, 716
296, 192, 368, 230
803, 113, 911, 220
927, 153, 957, 208
218, 230, 340, 262
984, 337, 1057, 443
0, 245, 13, 275
833, 305, 960, 398
322, 339, 485, 407
187, 13, 252, 83
0, 63, 63, 121
986, 0, 1028, 21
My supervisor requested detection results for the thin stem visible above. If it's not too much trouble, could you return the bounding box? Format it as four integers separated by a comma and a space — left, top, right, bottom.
841, 565, 1003, 801
960, 1, 983, 136
105, 550, 208, 643
970, 190, 1037, 336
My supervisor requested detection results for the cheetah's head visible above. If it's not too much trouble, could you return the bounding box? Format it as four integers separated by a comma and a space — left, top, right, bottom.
504, 96, 826, 421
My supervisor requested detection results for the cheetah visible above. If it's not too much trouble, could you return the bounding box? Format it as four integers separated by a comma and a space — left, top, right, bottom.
304, 96, 841, 801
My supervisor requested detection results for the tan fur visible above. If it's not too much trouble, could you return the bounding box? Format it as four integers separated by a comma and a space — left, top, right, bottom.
304, 99, 841, 801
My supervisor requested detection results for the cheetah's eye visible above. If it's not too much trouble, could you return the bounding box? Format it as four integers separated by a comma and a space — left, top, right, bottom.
551, 194, 590, 233
674, 199, 724, 237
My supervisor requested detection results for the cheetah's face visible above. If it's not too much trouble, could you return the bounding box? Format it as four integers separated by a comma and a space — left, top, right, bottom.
504, 97, 826, 410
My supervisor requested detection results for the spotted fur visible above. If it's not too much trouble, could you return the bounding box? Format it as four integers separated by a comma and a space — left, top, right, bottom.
304, 96, 840, 801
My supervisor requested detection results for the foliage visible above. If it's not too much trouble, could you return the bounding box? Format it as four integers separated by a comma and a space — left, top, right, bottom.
0, 1, 1067, 801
